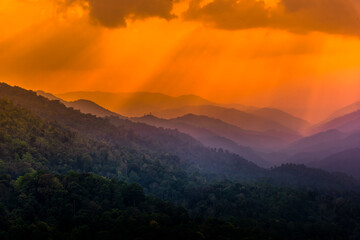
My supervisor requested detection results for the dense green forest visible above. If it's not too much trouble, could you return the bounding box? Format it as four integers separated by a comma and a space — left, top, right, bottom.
1, 172, 360, 239
1, 83, 360, 239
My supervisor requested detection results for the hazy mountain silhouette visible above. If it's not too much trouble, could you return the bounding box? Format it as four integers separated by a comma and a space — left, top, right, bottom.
327, 101, 360, 121
310, 101, 360, 133
37, 90, 64, 101
312, 110, 360, 134
37, 90, 124, 118
57, 91, 213, 116
276, 130, 360, 171
276, 130, 348, 165
131, 114, 270, 167
173, 114, 301, 150
247, 108, 310, 133
154, 105, 300, 135
309, 148, 360, 178
57, 91, 309, 134
68, 99, 124, 118
285, 130, 347, 154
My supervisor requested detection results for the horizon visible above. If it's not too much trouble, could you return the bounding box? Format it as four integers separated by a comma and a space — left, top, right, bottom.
28, 85, 360, 124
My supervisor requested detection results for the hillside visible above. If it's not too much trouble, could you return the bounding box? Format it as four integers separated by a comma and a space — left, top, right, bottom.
58, 91, 307, 135
2, 171, 360, 239
172, 114, 298, 150
247, 108, 310, 133
312, 110, 360, 134
2, 83, 360, 239
133, 114, 295, 151
57, 91, 213, 116
37, 90, 123, 118
326, 101, 360, 121
310, 148, 360, 178
274, 129, 360, 177
1, 83, 358, 190
131, 114, 270, 167
0, 83, 263, 180
154, 105, 299, 136
284, 129, 347, 154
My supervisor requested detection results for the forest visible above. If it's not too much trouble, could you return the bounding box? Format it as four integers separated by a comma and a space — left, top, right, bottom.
1, 83, 360, 239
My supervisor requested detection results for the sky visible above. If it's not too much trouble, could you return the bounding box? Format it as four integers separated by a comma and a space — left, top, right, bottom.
1, 0, 360, 122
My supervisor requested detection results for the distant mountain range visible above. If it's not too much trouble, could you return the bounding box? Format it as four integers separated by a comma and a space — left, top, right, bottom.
153, 105, 304, 135
35, 88, 360, 178
312, 110, 360, 134
57, 91, 213, 117
277, 109, 360, 177
309, 148, 360, 178
327, 101, 360, 121
56, 91, 308, 133
3, 82, 360, 188
131, 114, 270, 167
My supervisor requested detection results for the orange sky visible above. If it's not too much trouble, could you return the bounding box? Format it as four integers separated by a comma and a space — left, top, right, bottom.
1, 0, 360, 122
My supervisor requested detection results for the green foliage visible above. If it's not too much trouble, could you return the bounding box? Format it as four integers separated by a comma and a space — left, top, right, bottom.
0, 172, 197, 240
1, 83, 360, 239
1, 172, 360, 239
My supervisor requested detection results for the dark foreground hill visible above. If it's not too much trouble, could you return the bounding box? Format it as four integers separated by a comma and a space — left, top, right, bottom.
1, 171, 360, 240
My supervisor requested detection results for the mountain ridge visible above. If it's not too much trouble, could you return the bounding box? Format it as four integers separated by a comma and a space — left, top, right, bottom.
37, 90, 124, 118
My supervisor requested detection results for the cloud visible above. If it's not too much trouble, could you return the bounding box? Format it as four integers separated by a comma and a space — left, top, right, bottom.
185, 0, 269, 29
62, 0, 177, 28
184, 0, 360, 36
0, 18, 101, 75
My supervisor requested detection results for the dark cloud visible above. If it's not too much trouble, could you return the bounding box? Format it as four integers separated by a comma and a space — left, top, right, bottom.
64, 0, 176, 28
185, 0, 268, 29
184, 0, 360, 36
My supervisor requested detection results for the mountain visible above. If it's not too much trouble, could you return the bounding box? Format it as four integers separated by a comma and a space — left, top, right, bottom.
0, 83, 263, 180
67, 99, 123, 118
267, 164, 359, 190
4, 80, 360, 240
276, 129, 360, 171
2, 83, 358, 190
285, 129, 347, 154
309, 149, 360, 178
154, 105, 300, 136
37, 90, 64, 101
57, 91, 308, 134
37, 90, 123, 118
280, 108, 360, 167
57, 91, 213, 116
312, 110, 360, 134
278, 130, 348, 165
246, 108, 310, 133
173, 114, 300, 150
327, 101, 360, 121
131, 114, 270, 167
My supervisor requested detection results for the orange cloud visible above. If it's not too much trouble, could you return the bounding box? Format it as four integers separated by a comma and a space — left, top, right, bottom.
185, 0, 360, 36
